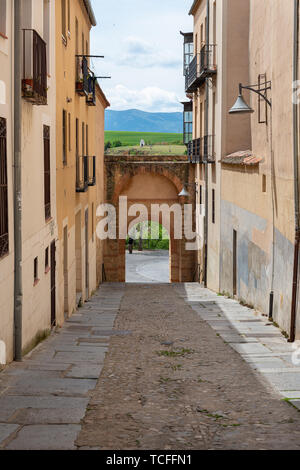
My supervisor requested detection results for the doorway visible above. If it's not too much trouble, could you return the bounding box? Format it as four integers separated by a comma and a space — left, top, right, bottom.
75, 211, 82, 305
126, 221, 170, 283
50, 240, 56, 326
63, 225, 69, 318
233, 229, 237, 296
85, 209, 89, 298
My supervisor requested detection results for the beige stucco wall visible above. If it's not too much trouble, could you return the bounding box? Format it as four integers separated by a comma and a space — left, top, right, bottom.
0, 0, 58, 363
191, 0, 251, 290
56, 0, 107, 322
20, 0, 58, 354
220, 0, 297, 335
96, 85, 109, 286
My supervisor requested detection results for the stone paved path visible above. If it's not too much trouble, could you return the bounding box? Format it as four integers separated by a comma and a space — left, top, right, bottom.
0, 284, 125, 450
126, 250, 170, 283
1, 282, 300, 450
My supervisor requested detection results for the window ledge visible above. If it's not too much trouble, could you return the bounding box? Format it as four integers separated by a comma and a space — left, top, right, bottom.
45, 216, 53, 224
45, 266, 50, 275
33, 278, 40, 287
0, 32, 8, 40
62, 35, 67, 47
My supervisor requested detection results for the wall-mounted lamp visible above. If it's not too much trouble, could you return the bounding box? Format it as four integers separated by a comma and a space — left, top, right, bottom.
178, 182, 198, 197
229, 81, 272, 115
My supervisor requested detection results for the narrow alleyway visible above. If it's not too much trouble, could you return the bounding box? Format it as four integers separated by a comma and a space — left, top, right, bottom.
1, 282, 300, 450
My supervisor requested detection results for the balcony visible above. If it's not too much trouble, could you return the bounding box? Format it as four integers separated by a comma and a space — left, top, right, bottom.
22, 29, 47, 105
76, 156, 88, 193
88, 156, 96, 186
188, 136, 215, 164
185, 45, 217, 93
180, 31, 194, 76
86, 76, 96, 106
76, 56, 96, 106
182, 101, 193, 145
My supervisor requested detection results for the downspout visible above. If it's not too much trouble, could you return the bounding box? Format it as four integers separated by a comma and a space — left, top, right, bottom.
204, 0, 210, 287
290, 0, 300, 342
13, 0, 23, 361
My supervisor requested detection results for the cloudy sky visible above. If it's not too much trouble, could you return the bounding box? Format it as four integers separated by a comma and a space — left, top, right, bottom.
90, 0, 193, 112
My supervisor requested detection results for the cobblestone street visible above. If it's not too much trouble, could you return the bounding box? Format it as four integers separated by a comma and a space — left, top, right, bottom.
1, 279, 300, 450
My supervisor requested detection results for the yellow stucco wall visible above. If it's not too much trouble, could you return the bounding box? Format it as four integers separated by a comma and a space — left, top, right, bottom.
55, 0, 106, 322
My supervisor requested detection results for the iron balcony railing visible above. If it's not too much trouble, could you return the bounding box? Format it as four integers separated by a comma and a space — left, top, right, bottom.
86, 76, 96, 106
22, 29, 47, 105
76, 56, 89, 96
76, 56, 96, 106
185, 44, 217, 93
76, 156, 89, 193
88, 156, 96, 186
188, 136, 215, 164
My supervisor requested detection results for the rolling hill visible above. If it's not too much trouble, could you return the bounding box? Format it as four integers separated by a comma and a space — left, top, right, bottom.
105, 109, 183, 133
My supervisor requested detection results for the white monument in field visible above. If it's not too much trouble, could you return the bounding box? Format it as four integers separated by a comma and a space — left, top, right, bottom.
140, 139, 145, 147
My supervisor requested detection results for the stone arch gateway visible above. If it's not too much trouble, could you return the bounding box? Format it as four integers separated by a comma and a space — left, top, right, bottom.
103, 154, 197, 283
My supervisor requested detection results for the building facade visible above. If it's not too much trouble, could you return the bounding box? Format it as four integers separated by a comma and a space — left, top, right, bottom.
55, 0, 109, 323
183, 0, 251, 290
0, 0, 57, 364
0, 0, 15, 364
184, 0, 300, 339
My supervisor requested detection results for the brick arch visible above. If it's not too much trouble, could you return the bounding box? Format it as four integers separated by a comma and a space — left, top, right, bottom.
111, 165, 184, 205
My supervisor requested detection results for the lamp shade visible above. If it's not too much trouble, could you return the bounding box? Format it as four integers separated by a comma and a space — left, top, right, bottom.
178, 186, 190, 197
229, 94, 254, 114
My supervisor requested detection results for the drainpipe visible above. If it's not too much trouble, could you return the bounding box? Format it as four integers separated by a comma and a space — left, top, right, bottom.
204, 0, 210, 287
290, 0, 300, 342
13, 0, 23, 361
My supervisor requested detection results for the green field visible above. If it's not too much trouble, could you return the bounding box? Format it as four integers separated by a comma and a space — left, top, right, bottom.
105, 131, 183, 147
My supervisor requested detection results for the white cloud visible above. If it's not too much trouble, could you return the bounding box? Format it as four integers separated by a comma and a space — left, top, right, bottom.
106, 84, 183, 112
118, 36, 181, 69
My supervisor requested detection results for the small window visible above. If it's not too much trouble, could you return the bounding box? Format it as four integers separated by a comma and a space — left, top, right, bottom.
68, 113, 71, 151
63, 110, 67, 165
34, 257, 39, 284
86, 124, 88, 155
212, 189, 215, 224
43, 125, 51, 220
262, 174, 267, 193
82, 122, 85, 155
45, 247, 49, 270
75, 18, 78, 54
43, 0, 50, 72
199, 185, 203, 215
76, 118, 79, 156
0, 0, 7, 37
61, 0, 66, 40
67, 0, 71, 34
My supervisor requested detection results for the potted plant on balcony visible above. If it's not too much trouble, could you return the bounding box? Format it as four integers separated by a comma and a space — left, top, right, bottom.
76, 78, 86, 96
22, 77, 34, 97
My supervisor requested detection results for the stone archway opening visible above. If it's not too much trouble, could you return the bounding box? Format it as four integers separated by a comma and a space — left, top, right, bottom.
125, 221, 171, 284
103, 154, 196, 283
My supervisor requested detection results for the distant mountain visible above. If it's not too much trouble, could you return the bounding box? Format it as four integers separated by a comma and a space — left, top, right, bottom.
105, 109, 183, 133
